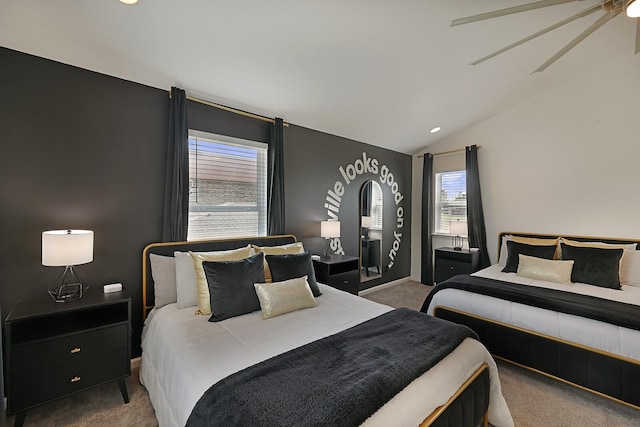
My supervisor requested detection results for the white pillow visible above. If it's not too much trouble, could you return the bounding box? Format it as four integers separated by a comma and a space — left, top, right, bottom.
621, 250, 640, 287
175, 245, 253, 309
497, 235, 512, 267
149, 253, 177, 308
516, 254, 574, 285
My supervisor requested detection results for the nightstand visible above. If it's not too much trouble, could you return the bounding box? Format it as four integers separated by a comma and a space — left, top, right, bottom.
313, 255, 360, 295
434, 247, 481, 284
5, 288, 131, 426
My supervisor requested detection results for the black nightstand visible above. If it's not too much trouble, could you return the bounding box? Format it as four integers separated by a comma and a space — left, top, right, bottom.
313, 255, 360, 295
4, 288, 131, 426
434, 247, 481, 284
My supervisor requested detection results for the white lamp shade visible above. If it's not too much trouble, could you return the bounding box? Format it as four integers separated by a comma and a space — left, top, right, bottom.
361, 216, 373, 228
320, 221, 340, 238
449, 220, 467, 236
628, 0, 640, 17
42, 230, 94, 266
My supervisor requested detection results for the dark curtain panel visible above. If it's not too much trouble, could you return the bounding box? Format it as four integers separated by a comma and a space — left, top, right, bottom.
162, 87, 189, 242
267, 117, 285, 235
421, 154, 434, 285
465, 145, 491, 268
362, 181, 372, 216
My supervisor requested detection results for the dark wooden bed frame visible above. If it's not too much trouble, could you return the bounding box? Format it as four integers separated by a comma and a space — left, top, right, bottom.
141, 235, 491, 427
434, 232, 640, 410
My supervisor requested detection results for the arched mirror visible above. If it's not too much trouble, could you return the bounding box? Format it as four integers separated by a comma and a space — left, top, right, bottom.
360, 180, 383, 282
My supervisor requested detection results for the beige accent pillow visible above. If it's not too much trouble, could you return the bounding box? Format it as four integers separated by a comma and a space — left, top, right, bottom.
189, 245, 253, 315
253, 242, 304, 282
516, 254, 574, 285
254, 276, 317, 319
512, 236, 560, 259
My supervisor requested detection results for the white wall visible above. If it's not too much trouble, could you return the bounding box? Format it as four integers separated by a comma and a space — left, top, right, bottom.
411, 53, 640, 280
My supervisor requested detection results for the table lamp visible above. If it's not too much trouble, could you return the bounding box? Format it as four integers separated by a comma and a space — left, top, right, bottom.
449, 220, 467, 251
320, 220, 340, 258
361, 216, 373, 238
42, 229, 94, 302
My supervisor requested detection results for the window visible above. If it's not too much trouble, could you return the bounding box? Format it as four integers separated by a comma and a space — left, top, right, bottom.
187, 131, 267, 241
434, 170, 467, 234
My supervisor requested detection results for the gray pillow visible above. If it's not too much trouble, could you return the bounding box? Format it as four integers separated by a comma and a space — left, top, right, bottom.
149, 253, 177, 308
203, 252, 265, 322
265, 251, 322, 297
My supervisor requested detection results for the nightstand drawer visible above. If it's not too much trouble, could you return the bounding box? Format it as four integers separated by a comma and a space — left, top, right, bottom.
435, 259, 474, 275
11, 350, 129, 412
12, 323, 129, 378
328, 271, 359, 295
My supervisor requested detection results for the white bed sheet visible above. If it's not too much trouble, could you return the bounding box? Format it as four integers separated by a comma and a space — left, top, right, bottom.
425, 265, 640, 361
140, 284, 513, 427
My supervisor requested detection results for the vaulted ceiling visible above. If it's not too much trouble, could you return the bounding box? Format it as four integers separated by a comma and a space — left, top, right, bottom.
1, 1, 637, 154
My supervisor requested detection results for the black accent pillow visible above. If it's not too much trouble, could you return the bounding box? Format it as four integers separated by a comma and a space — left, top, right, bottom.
560, 243, 623, 289
203, 252, 265, 322
502, 240, 557, 273
265, 251, 322, 297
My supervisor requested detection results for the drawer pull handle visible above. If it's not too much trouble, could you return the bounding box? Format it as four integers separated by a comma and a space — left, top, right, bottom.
71, 376, 81, 383
70, 347, 81, 354
449, 266, 454, 270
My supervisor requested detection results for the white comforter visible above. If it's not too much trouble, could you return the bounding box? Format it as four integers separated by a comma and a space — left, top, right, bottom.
425, 265, 640, 362
140, 284, 513, 427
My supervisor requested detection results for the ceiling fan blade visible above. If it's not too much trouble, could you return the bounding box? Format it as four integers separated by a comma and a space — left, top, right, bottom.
471, 4, 601, 65
533, 11, 620, 73
636, 18, 640, 54
452, 0, 581, 27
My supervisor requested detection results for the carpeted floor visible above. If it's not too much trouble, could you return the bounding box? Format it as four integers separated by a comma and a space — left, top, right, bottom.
6, 280, 639, 426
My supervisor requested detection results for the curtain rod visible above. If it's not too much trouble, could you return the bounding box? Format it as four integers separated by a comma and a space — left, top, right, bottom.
170, 91, 289, 127
417, 145, 481, 158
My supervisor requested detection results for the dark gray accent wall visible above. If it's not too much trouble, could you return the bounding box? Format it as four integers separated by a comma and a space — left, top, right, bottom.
0, 47, 169, 358
284, 125, 412, 289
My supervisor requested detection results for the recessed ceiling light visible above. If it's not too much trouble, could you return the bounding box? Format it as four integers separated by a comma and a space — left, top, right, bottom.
120, 0, 138, 4
430, 127, 441, 134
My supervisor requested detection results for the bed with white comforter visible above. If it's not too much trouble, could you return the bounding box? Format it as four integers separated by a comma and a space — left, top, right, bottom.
424, 232, 640, 409
141, 283, 514, 427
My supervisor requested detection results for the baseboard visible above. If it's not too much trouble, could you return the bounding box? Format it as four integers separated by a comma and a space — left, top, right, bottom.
359, 277, 411, 296
131, 357, 141, 370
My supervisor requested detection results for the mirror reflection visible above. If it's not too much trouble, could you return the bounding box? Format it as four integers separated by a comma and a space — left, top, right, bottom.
360, 180, 383, 282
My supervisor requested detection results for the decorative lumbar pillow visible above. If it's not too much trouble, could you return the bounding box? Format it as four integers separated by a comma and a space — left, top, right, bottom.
149, 253, 177, 308
560, 243, 624, 289
203, 252, 265, 322
501, 240, 557, 273
254, 276, 317, 319
516, 254, 574, 285
253, 242, 305, 282
188, 245, 253, 315
265, 251, 322, 297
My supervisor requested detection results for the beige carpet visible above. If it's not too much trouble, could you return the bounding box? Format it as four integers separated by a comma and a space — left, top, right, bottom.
7, 280, 639, 426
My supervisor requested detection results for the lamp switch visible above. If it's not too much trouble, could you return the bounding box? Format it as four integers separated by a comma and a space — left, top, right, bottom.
103, 283, 123, 293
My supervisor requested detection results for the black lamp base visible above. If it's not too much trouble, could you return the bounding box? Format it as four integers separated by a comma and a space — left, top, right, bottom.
48, 266, 88, 302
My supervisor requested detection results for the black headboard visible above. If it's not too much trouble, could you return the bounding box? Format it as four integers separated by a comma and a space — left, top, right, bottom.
142, 235, 297, 318
497, 231, 640, 260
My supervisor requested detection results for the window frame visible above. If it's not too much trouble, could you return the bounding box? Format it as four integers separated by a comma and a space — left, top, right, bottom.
187, 130, 268, 241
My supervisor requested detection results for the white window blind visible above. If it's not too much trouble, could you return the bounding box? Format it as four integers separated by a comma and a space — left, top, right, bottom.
434, 170, 467, 234
371, 182, 384, 229
187, 131, 267, 241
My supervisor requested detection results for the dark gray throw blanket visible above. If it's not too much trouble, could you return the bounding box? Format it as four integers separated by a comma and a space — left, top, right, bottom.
421, 274, 640, 331
186, 308, 477, 427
